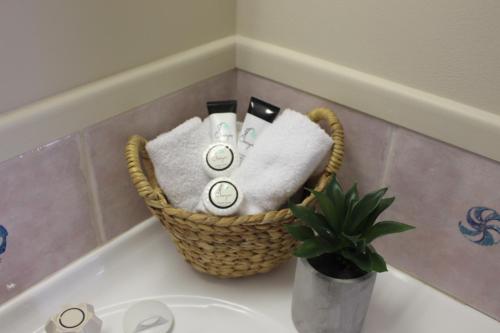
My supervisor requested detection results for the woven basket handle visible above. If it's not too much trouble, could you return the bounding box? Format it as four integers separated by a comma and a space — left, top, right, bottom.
125, 135, 164, 205
307, 107, 344, 177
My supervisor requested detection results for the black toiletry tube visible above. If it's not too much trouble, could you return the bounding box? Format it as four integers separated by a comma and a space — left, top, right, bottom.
206, 100, 237, 114
247, 97, 280, 122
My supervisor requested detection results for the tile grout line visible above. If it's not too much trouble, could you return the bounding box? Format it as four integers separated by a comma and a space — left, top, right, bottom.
234, 69, 242, 114
77, 132, 107, 245
380, 125, 398, 188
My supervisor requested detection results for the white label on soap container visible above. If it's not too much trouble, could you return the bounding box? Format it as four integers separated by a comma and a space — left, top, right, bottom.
206, 144, 234, 171
209, 180, 238, 208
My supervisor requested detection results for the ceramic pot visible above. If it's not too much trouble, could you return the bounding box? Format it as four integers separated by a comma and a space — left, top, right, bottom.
291, 258, 376, 333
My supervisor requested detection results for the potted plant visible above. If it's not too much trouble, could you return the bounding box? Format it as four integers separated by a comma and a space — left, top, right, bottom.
286, 176, 414, 333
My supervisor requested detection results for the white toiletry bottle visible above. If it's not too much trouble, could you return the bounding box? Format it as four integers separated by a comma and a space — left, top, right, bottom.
203, 100, 239, 177
238, 97, 280, 162
207, 100, 237, 147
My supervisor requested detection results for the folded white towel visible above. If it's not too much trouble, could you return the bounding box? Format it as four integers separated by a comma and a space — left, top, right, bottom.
232, 109, 333, 215
146, 117, 211, 211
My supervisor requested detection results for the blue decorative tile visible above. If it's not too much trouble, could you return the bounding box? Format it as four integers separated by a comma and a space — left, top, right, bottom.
0, 225, 7, 255
459, 207, 500, 246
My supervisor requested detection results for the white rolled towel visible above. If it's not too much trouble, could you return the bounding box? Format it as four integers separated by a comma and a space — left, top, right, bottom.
146, 117, 211, 211
233, 109, 333, 215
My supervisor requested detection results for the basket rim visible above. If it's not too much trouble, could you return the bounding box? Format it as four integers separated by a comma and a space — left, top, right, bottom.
125, 107, 345, 226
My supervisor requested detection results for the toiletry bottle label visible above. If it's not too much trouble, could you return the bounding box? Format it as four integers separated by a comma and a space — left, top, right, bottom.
209, 111, 237, 147
208, 180, 238, 208
205, 143, 235, 171
239, 127, 258, 150
238, 114, 268, 161
207, 100, 238, 149
214, 121, 234, 142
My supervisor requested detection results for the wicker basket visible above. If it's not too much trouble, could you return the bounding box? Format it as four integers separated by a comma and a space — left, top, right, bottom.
125, 108, 344, 278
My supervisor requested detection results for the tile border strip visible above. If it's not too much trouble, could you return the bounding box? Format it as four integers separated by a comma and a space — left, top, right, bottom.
0, 36, 236, 162
1, 34, 499, 164
236, 36, 500, 163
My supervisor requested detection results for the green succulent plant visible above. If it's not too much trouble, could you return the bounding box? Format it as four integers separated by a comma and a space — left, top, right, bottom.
286, 176, 415, 274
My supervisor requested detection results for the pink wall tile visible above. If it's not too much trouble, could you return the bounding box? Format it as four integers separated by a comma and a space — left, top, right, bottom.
236, 70, 393, 192
84, 71, 237, 239
377, 128, 500, 320
0, 135, 97, 304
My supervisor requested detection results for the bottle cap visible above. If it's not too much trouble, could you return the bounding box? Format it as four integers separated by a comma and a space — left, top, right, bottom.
202, 177, 243, 216
202, 143, 239, 178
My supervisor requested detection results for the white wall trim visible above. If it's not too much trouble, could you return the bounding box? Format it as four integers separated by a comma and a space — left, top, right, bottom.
1, 34, 499, 163
236, 36, 500, 163
0, 36, 235, 162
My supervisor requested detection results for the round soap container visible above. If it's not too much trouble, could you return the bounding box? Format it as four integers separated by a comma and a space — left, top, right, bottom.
202, 142, 239, 178
202, 177, 243, 216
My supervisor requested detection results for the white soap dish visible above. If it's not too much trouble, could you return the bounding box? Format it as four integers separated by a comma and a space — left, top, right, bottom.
123, 300, 173, 333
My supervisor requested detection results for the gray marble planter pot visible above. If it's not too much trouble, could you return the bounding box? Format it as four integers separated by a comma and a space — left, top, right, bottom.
291, 258, 376, 333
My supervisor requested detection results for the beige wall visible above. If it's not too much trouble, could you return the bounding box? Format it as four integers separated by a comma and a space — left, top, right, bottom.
2, 1, 499, 162
0, 0, 235, 113
237, 0, 500, 115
